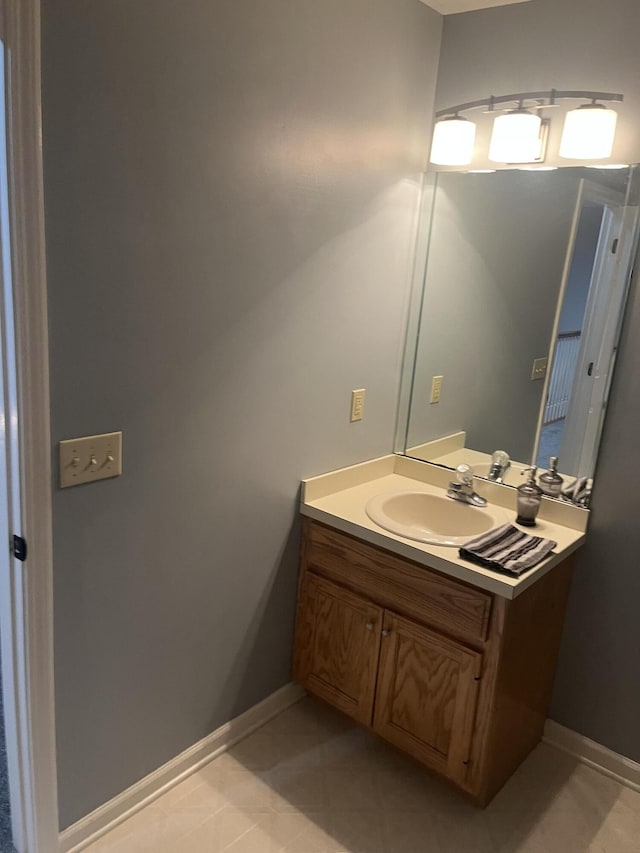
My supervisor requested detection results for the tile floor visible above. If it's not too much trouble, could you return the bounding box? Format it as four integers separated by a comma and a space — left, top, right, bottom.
85, 696, 640, 853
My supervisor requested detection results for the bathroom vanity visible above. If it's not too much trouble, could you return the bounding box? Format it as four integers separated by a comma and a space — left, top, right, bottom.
292, 455, 587, 806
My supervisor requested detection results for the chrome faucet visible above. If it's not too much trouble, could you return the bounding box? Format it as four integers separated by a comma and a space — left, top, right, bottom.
447, 464, 487, 507
487, 450, 510, 483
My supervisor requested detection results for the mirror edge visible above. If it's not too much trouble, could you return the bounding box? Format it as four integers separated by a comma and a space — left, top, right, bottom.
394, 172, 438, 454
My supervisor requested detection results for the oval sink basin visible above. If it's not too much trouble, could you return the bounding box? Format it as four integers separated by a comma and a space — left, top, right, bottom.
366, 491, 500, 547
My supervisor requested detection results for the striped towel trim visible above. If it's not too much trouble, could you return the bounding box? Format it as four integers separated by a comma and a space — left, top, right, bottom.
459, 523, 557, 577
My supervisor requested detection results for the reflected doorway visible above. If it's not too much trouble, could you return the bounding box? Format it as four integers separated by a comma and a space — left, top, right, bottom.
536, 200, 605, 467
536, 179, 638, 476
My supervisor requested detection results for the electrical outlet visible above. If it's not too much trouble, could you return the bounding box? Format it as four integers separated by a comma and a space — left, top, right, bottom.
59, 431, 123, 488
531, 357, 548, 381
430, 375, 443, 404
350, 389, 366, 422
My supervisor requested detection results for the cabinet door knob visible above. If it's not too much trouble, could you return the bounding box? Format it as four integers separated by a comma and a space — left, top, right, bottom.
382, 628, 392, 637
365, 621, 375, 631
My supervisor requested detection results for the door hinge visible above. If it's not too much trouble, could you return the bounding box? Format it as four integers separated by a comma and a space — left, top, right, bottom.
12, 535, 27, 562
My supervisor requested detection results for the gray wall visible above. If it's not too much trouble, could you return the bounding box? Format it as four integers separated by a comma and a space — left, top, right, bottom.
407, 169, 579, 462
41, 0, 442, 827
551, 263, 640, 760
436, 0, 640, 761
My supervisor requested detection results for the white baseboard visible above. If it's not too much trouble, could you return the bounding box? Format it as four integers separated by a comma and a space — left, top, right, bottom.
543, 719, 640, 793
59, 683, 306, 853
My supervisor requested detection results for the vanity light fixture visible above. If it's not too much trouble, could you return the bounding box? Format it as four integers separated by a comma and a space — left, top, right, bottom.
559, 102, 617, 160
488, 108, 542, 164
518, 166, 558, 172
430, 89, 623, 167
429, 115, 476, 166
587, 163, 629, 170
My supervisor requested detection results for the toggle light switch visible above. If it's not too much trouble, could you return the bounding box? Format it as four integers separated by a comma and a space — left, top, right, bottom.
59, 431, 123, 488
531, 357, 548, 381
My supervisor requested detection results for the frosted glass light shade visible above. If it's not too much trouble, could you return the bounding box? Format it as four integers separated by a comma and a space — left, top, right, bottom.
489, 110, 542, 163
429, 117, 476, 166
559, 104, 617, 160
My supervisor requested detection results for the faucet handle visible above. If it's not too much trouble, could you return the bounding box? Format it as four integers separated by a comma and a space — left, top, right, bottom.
491, 449, 510, 467
455, 463, 474, 486
448, 464, 488, 507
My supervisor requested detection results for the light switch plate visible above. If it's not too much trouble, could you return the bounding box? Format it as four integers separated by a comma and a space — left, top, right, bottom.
59, 431, 122, 488
531, 357, 548, 381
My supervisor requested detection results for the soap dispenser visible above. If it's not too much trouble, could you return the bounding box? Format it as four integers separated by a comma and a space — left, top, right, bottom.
539, 456, 564, 498
516, 466, 543, 527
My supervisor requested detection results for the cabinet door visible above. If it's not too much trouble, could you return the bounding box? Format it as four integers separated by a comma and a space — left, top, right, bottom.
294, 573, 383, 725
373, 611, 482, 786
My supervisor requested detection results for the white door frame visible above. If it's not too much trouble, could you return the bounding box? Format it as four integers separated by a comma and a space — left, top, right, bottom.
0, 1, 59, 851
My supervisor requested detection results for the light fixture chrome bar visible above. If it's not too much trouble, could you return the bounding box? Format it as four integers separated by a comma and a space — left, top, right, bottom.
435, 90, 624, 119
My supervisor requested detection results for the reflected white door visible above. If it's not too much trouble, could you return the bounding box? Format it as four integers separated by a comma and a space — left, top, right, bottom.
560, 203, 639, 476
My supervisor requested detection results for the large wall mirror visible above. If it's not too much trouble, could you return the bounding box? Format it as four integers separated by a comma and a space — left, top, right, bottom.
397, 165, 640, 498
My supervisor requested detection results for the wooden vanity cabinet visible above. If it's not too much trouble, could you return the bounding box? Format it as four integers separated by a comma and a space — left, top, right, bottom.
294, 572, 382, 726
293, 518, 574, 806
374, 609, 483, 788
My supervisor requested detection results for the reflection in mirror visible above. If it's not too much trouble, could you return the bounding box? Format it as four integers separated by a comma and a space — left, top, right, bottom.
399, 166, 640, 498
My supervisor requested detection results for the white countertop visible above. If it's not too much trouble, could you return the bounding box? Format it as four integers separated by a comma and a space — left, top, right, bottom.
301, 455, 587, 599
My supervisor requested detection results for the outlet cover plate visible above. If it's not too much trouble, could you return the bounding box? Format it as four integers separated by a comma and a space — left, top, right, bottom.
350, 389, 366, 422
430, 375, 443, 404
